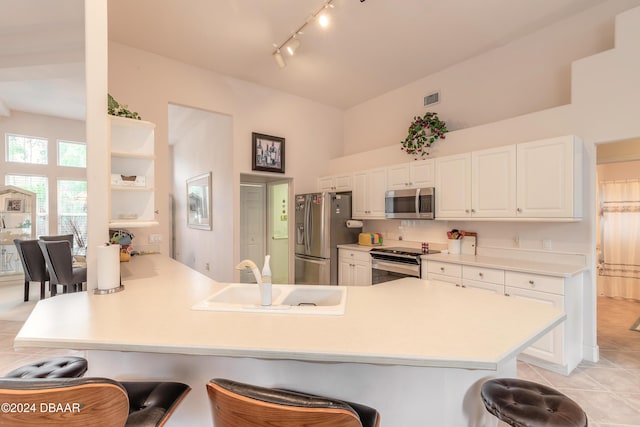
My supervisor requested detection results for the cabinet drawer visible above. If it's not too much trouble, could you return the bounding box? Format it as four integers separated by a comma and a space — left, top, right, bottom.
462, 265, 504, 285
427, 261, 462, 277
505, 271, 564, 295
427, 273, 462, 286
339, 249, 371, 264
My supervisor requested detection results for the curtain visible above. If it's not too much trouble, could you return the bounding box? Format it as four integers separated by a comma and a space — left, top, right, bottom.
598, 179, 640, 300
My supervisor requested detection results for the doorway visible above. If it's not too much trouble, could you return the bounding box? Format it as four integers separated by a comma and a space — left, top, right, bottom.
596, 138, 640, 300
239, 174, 291, 283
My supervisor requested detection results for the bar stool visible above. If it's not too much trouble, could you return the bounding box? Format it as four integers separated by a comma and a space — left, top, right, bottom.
0, 377, 190, 427
3, 356, 88, 379
481, 378, 588, 427
207, 378, 380, 427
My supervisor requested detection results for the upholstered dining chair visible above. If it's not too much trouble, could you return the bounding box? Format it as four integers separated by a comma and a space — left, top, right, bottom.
39, 234, 74, 249
38, 240, 87, 296
13, 239, 49, 301
0, 377, 191, 427
206, 378, 380, 427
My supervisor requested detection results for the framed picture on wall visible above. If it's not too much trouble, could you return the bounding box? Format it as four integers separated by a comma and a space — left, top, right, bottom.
252, 132, 285, 174
6, 198, 24, 212
186, 172, 212, 230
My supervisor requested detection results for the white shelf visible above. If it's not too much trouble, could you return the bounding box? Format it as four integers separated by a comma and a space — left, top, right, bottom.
108, 220, 159, 228
109, 116, 156, 226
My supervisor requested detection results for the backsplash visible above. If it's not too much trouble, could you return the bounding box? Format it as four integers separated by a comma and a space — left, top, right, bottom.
362, 218, 590, 265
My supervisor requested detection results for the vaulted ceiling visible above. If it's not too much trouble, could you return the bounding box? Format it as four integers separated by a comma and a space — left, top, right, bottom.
0, 0, 611, 120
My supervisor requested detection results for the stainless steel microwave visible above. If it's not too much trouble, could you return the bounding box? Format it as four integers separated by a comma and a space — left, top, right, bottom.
385, 187, 435, 219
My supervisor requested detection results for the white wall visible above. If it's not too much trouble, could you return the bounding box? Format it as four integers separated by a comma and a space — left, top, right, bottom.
343, 0, 640, 156
335, 3, 640, 363
108, 42, 344, 279
170, 105, 233, 281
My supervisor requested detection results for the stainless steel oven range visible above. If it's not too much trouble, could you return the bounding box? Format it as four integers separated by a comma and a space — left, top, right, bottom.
369, 247, 440, 284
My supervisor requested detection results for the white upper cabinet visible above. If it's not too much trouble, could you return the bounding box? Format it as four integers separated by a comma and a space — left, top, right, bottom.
516, 136, 582, 219
472, 145, 517, 218
436, 136, 582, 221
317, 173, 353, 192
435, 153, 472, 218
108, 115, 158, 228
387, 159, 435, 190
352, 168, 387, 219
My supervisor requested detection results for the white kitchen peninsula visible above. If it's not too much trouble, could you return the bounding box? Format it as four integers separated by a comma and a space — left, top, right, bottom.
15, 255, 564, 426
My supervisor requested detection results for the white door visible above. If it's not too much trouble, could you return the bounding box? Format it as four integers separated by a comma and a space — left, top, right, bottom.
410, 159, 435, 188
387, 164, 412, 190
268, 181, 289, 284
240, 183, 265, 283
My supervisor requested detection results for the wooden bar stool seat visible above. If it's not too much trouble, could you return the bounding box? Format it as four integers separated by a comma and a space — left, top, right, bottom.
207, 378, 380, 427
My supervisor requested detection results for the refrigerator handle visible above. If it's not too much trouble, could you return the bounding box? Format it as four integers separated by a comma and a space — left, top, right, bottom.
305, 196, 311, 254
295, 254, 329, 265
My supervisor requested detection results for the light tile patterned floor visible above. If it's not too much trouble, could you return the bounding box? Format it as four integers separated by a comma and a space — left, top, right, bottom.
1, 282, 639, 425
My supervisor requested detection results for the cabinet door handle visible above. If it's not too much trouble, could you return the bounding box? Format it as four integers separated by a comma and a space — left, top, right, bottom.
478, 272, 484, 278
471, 209, 476, 213
517, 208, 522, 213
461, 284, 467, 288
505, 292, 510, 297
465, 209, 470, 213
440, 267, 445, 272
529, 280, 535, 285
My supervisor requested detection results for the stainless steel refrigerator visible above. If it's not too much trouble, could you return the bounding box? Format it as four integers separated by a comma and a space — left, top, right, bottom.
294, 192, 360, 285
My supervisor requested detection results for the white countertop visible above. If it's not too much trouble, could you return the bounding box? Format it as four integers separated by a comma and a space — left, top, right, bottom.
15, 254, 564, 370
423, 253, 586, 277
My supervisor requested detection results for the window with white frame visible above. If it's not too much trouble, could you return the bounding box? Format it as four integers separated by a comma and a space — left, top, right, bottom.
4, 175, 49, 237
5, 134, 48, 164
57, 179, 87, 252
58, 140, 86, 168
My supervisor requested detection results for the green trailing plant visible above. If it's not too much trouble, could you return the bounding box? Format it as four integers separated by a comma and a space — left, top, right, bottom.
108, 94, 141, 120
400, 111, 448, 158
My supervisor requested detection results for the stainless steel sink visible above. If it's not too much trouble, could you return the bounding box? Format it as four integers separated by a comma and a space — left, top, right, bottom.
192, 283, 347, 315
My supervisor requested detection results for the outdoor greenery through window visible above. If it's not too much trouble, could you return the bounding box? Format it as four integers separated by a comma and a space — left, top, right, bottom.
5, 175, 49, 237
58, 141, 86, 168
58, 180, 87, 252
5, 134, 48, 164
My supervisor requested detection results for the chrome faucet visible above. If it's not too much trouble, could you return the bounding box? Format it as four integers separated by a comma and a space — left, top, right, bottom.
235, 259, 271, 306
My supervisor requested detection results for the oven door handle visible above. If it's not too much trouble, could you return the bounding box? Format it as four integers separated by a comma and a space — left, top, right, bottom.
372, 260, 420, 277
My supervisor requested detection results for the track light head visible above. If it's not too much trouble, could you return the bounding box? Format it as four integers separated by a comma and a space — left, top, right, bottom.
286, 38, 301, 56
273, 50, 286, 68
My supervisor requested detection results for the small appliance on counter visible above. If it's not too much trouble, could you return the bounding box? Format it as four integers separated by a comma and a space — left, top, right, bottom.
358, 232, 383, 246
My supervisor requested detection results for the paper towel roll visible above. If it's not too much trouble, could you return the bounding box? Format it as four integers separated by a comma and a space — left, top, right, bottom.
346, 220, 364, 228
97, 244, 121, 290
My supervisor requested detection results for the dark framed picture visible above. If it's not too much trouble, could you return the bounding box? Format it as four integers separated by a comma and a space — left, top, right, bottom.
6, 198, 24, 212
252, 132, 285, 174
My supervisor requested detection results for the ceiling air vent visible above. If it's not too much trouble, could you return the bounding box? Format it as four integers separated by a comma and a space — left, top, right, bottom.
423, 91, 440, 107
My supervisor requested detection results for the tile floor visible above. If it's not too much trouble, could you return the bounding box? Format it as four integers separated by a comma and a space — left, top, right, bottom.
1, 281, 639, 426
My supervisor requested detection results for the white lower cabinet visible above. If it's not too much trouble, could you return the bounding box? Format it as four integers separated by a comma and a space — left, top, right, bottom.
339, 249, 372, 286
425, 261, 462, 287
423, 259, 582, 374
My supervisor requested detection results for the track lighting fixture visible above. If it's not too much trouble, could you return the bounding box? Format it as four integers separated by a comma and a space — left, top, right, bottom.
271, 0, 336, 68
273, 49, 286, 68
286, 37, 301, 56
